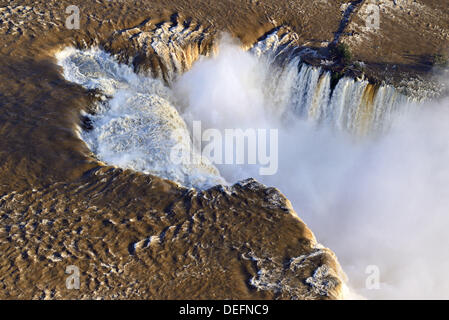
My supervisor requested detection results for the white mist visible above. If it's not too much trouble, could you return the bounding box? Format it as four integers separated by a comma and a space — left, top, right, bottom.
174, 37, 449, 299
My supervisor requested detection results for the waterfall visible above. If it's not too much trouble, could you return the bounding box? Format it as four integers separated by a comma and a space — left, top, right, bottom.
56, 47, 225, 189
246, 28, 416, 136
107, 21, 416, 137
266, 61, 414, 136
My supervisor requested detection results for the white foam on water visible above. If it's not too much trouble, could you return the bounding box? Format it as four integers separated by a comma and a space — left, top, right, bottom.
56, 47, 225, 189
